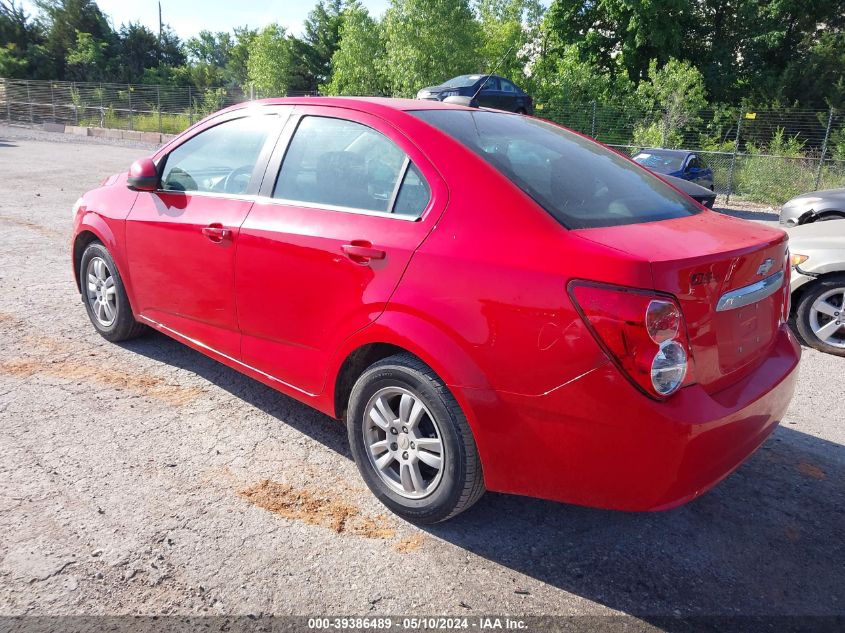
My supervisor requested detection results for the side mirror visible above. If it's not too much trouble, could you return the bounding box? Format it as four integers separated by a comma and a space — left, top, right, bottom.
127, 158, 158, 191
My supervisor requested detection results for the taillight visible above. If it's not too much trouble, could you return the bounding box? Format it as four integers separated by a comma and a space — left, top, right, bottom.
568, 281, 693, 399
781, 249, 792, 323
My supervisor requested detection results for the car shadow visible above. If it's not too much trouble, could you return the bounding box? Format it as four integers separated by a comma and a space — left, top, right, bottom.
713, 206, 780, 223
121, 332, 844, 622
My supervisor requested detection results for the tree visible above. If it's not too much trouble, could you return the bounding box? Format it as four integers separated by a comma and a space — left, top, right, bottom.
383, 0, 480, 97
544, 0, 692, 84
66, 28, 107, 80
300, 0, 344, 88
476, 0, 543, 88
227, 27, 257, 88
117, 23, 158, 81
34, 0, 114, 77
635, 58, 708, 146
247, 24, 294, 96
0, 0, 46, 77
324, 2, 385, 95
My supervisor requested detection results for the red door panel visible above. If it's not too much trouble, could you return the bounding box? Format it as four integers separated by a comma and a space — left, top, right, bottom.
126, 192, 254, 357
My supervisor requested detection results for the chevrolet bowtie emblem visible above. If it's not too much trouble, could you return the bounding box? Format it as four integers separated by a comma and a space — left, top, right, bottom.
756, 258, 774, 276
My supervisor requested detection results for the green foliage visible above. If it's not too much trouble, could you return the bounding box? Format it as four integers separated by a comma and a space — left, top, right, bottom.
246, 24, 294, 96
735, 129, 811, 203
324, 2, 385, 96
476, 0, 543, 89
636, 58, 707, 140
66, 29, 107, 80
382, 0, 480, 98
0, 42, 27, 76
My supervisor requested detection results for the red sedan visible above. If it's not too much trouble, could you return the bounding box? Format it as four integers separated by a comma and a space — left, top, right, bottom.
71, 98, 800, 523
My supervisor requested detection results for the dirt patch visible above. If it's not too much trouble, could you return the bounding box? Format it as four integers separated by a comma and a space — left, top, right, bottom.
1, 215, 65, 239
797, 462, 826, 480
0, 358, 203, 406
394, 533, 426, 553
239, 479, 396, 539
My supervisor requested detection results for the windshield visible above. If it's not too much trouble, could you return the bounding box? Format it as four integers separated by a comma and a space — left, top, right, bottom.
411, 110, 701, 229
440, 75, 482, 89
633, 152, 685, 173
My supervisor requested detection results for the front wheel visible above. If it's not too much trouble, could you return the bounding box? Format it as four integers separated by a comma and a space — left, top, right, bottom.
79, 241, 147, 342
794, 275, 845, 356
347, 353, 485, 524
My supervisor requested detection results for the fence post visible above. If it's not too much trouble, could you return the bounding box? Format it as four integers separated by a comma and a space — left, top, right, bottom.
72, 81, 78, 125
250, 84, 254, 101
26, 80, 33, 124
590, 100, 597, 138
50, 83, 56, 123
157, 85, 162, 133
127, 84, 133, 131
814, 107, 835, 191
726, 109, 744, 203
661, 110, 668, 147
188, 85, 193, 125
4, 79, 10, 123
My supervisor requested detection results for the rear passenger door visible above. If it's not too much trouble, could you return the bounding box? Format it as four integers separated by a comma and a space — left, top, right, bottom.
234, 106, 446, 395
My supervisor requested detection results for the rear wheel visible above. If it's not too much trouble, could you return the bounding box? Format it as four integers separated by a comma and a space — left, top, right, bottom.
795, 275, 845, 356
347, 353, 484, 524
80, 241, 147, 342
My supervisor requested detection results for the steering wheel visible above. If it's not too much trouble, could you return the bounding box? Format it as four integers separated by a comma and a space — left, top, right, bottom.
223, 164, 254, 194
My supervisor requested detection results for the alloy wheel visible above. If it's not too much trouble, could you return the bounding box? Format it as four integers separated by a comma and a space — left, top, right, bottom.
362, 386, 445, 499
809, 287, 845, 348
85, 256, 118, 327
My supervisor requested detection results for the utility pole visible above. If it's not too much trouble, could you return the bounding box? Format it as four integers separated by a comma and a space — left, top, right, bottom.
158, 2, 163, 65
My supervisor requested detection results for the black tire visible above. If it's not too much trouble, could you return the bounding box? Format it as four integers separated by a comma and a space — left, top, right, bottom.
814, 212, 845, 222
794, 275, 845, 357
347, 353, 485, 524
515, 108, 527, 115
79, 241, 147, 342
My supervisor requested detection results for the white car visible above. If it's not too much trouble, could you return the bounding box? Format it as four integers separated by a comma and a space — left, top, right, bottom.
789, 221, 845, 355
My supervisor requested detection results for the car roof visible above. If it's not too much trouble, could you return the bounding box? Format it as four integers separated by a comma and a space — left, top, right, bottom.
239, 96, 476, 114
636, 148, 693, 157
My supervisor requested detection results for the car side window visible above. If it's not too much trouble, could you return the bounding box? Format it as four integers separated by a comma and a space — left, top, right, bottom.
160, 116, 274, 194
687, 155, 701, 170
273, 116, 429, 217
480, 77, 499, 91
500, 80, 518, 93
393, 163, 431, 217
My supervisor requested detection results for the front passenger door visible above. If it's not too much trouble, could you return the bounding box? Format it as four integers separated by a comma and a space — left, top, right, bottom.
126, 111, 286, 357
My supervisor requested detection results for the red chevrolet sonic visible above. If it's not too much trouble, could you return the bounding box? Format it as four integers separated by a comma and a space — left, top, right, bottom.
71, 97, 800, 523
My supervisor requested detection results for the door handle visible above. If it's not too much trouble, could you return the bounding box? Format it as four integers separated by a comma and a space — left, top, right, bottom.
342, 241, 386, 264
202, 224, 231, 243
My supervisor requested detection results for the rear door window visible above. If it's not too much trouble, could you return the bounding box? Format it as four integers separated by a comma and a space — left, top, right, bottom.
411, 109, 701, 229
273, 116, 430, 217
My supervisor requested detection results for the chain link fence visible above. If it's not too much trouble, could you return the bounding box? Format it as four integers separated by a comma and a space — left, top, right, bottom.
2, 77, 844, 205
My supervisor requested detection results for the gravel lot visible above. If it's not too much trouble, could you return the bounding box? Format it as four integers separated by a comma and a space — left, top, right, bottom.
0, 125, 843, 624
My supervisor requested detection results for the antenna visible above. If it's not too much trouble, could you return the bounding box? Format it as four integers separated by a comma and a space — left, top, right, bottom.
470, 43, 517, 103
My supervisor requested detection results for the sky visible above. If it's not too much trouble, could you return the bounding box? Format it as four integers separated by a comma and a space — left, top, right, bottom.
19, 0, 396, 40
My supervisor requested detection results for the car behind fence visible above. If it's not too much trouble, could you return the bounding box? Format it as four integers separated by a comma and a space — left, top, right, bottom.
2, 77, 843, 206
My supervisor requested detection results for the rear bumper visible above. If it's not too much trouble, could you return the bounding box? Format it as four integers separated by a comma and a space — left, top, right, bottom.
461, 325, 800, 511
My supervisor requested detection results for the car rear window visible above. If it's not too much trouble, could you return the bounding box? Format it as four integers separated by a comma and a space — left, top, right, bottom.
410, 110, 701, 229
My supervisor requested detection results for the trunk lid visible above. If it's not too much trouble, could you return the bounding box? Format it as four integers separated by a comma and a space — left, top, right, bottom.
575, 211, 789, 393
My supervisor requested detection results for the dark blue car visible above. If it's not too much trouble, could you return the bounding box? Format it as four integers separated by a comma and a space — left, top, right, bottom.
416, 74, 534, 115
632, 148, 714, 190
